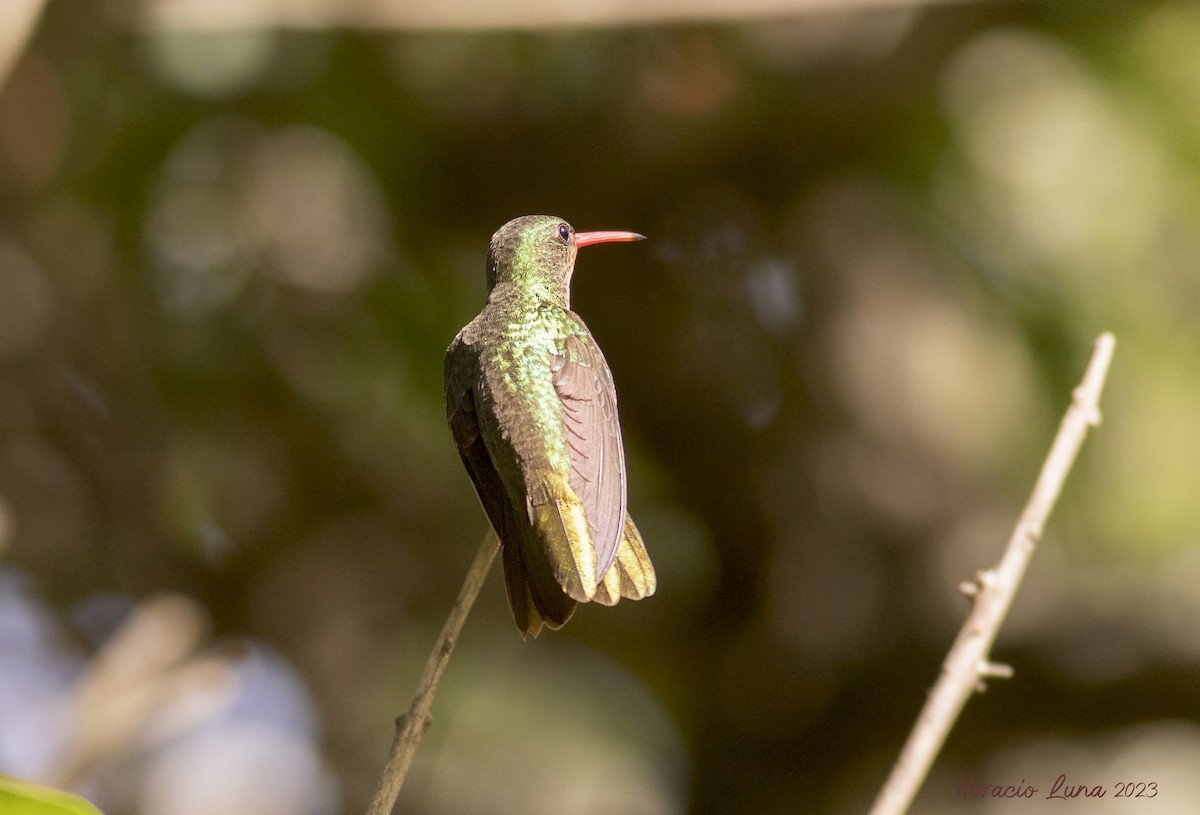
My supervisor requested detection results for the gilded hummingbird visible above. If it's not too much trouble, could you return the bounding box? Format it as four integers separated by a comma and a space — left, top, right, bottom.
444, 215, 656, 637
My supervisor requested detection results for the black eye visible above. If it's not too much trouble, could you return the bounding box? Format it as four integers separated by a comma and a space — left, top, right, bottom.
557, 223, 571, 244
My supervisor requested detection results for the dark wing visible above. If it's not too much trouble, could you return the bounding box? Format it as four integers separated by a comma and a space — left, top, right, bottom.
550, 329, 627, 582
444, 337, 509, 541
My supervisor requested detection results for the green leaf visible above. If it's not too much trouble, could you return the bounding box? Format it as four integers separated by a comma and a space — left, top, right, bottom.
0, 777, 104, 815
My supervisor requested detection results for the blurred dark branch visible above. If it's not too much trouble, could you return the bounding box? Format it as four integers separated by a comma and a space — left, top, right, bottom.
868, 332, 1116, 815
122, 0, 978, 31
0, 0, 46, 92
49, 596, 235, 790
366, 531, 500, 815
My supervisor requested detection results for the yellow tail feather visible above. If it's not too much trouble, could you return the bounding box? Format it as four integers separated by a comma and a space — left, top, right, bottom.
592, 514, 656, 606
531, 488, 598, 602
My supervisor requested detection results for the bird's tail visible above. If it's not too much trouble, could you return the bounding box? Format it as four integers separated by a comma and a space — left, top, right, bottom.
530, 483, 599, 603
502, 520, 577, 638
592, 514, 657, 606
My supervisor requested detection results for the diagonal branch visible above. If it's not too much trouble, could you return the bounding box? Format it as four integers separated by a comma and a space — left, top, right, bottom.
365, 530, 501, 815
868, 331, 1116, 815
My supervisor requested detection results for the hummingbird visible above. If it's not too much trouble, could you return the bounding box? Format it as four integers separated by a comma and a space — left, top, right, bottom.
444, 215, 656, 637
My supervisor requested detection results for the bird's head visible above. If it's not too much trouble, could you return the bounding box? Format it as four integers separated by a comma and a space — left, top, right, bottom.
485, 215, 643, 307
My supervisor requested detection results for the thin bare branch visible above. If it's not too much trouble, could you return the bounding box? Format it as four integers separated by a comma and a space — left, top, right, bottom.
868, 331, 1115, 815
366, 530, 501, 815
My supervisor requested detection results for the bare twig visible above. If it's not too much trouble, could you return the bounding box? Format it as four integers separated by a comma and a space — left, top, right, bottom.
868, 332, 1115, 815
366, 531, 501, 815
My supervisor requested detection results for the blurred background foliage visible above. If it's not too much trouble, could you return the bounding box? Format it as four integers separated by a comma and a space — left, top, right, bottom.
1, 0, 1199, 813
